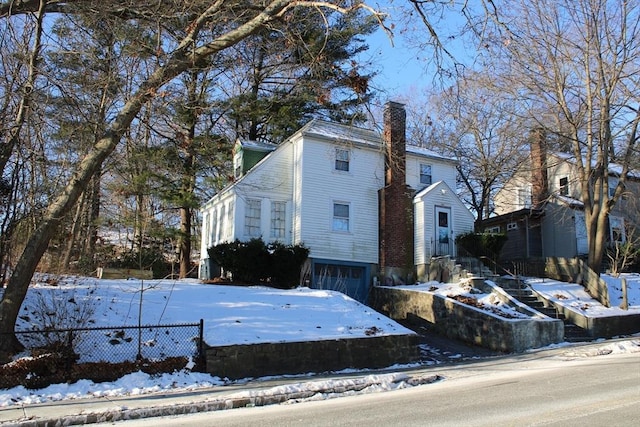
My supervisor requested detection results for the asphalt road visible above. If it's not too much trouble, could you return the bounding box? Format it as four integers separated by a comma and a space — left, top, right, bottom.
104, 342, 640, 427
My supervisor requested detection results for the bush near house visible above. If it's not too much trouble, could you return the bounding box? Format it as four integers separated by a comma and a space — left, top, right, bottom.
456, 232, 508, 267
208, 238, 309, 289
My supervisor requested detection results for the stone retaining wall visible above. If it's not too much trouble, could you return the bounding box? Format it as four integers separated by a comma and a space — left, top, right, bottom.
205, 334, 419, 379
369, 286, 563, 353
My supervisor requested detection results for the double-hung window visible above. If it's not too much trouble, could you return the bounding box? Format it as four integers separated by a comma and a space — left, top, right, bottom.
332, 203, 350, 232
218, 206, 225, 241
335, 148, 350, 171
516, 185, 532, 209
244, 199, 261, 237
270, 201, 286, 239
609, 216, 626, 244
559, 177, 569, 196
420, 164, 432, 185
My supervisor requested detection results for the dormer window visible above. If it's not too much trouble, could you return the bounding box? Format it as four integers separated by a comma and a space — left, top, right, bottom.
233, 152, 243, 178
335, 148, 350, 172
559, 177, 569, 196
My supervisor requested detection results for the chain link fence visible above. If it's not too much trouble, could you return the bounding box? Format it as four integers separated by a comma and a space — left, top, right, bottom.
1, 321, 205, 389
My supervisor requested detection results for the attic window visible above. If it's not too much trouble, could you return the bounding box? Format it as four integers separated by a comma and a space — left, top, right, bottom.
559, 177, 568, 196
420, 164, 432, 185
335, 148, 350, 172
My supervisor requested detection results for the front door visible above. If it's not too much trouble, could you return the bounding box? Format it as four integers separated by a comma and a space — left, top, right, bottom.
435, 206, 452, 256
574, 211, 588, 255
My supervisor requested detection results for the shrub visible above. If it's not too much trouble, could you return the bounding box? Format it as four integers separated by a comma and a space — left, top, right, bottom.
208, 238, 309, 288
455, 232, 507, 262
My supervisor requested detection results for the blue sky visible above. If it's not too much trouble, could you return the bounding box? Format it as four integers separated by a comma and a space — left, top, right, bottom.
360, 1, 474, 98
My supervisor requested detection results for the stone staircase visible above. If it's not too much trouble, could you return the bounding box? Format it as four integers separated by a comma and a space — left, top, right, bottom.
496, 277, 592, 343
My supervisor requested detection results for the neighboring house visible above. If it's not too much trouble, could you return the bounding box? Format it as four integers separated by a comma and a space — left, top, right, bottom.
199, 102, 474, 302
486, 129, 640, 264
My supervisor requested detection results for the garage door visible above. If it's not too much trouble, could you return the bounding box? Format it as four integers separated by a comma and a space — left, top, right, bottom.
312, 263, 368, 303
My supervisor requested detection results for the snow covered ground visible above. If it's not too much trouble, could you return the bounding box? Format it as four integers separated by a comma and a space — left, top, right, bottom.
1, 273, 639, 408
528, 273, 640, 316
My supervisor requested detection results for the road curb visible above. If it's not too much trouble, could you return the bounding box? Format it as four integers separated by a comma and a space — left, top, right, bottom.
1, 374, 442, 426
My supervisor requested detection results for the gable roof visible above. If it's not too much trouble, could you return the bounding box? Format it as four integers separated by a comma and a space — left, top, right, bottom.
295, 119, 456, 164
413, 180, 475, 221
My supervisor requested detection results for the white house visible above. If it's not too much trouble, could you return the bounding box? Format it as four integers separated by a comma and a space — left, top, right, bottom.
199, 102, 474, 302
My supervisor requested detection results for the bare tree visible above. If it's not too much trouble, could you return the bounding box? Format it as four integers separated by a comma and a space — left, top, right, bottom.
406, 73, 529, 230
478, 0, 640, 273
0, 0, 386, 357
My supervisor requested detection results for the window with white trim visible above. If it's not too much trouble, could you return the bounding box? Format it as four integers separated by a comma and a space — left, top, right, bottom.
270, 201, 286, 239
210, 210, 218, 245
559, 177, 569, 196
244, 199, 261, 237
218, 206, 225, 241
485, 226, 501, 233
332, 203, 350, 231
420, 164, 432, 185
609, 216, 626, 244
516, 185, 532, 209
507, 222, 518, 231
608, 177, 619, 198
335, 148, 350, 171
226, 203, 234, 240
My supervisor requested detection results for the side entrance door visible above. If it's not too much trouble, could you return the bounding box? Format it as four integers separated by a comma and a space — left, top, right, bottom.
435, 206, 452, 256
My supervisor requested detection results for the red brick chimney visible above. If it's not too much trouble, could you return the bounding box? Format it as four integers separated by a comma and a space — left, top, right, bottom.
379, 102, 414, 285
530, 127, 549, 208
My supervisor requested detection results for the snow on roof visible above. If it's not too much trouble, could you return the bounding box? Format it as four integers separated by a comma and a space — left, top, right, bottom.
299, 119, 380, 148
299, 120, 455, 163
237, 139, 278, 152
551, 193, 584, 208
407, 144, 456, 163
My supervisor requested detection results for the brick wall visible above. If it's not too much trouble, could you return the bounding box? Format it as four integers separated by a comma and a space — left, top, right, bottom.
530, 127, 549, 208
379, 102, 414, 283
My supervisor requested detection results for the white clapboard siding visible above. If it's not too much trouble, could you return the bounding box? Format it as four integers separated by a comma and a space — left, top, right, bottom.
413, 181, 475, 265
293, 134, 384, 264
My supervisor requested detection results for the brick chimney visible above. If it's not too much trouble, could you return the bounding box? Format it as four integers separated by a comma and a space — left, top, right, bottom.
530, 127, 548, 208
379, 102, 414, 285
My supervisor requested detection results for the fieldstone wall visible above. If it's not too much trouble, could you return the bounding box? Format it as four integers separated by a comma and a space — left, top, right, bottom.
205, 334, 419, 379
369, 286, 564, 353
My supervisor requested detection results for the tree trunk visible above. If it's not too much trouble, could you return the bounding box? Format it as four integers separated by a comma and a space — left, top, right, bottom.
0, 0, 369, 357
179, 206, 191, 278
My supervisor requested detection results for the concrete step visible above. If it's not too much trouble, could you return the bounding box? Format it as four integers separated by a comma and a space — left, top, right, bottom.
563, 323, 591, 342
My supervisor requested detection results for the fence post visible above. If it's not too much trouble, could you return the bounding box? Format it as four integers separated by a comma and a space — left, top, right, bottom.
621, 278, 628, 310
197, 319, 206, 371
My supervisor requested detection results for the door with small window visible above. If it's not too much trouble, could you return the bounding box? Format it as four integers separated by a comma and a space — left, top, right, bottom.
435, 206, 452, 256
